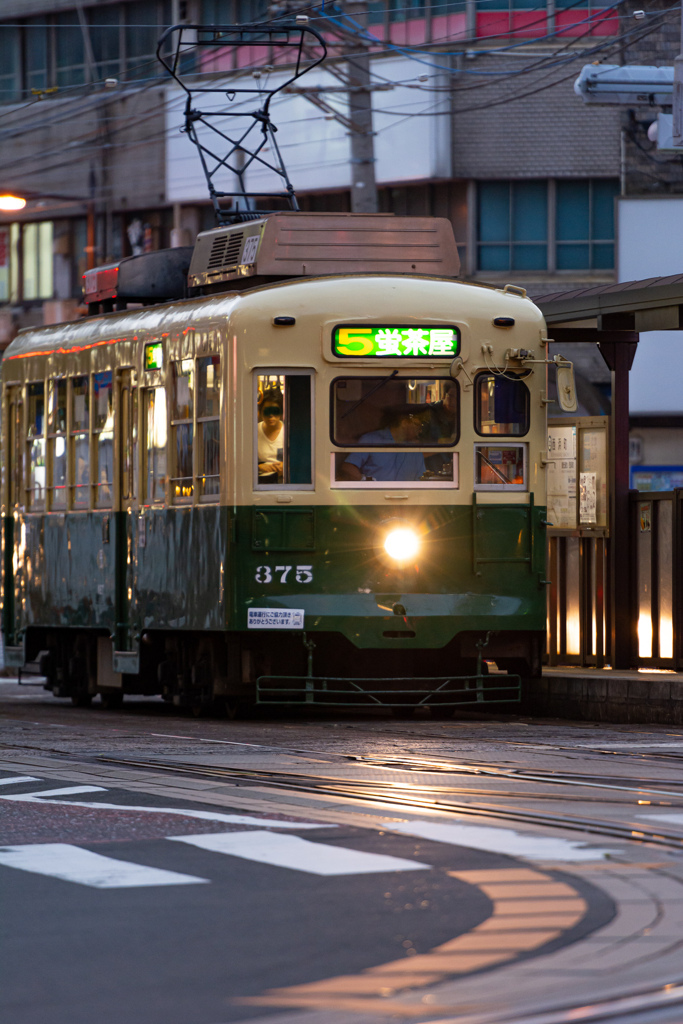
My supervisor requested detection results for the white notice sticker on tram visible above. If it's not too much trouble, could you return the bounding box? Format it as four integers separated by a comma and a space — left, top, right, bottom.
248, 608, 304, 629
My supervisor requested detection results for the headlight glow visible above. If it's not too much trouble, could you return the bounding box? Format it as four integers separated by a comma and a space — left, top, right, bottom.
383, 527, 420, 562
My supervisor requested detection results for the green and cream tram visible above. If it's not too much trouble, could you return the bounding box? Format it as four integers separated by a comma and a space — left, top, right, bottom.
1, 213, 552, 713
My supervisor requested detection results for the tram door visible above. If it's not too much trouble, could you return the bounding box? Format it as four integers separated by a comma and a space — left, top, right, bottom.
114, 370, 138, 659
3, 386, 22, 645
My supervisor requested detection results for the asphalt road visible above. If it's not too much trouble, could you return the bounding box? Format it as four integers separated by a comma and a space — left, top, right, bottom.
2, 680, 683, 1024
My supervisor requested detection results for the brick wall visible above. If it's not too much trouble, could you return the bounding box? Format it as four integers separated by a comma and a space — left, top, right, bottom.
451, 55, 621, 179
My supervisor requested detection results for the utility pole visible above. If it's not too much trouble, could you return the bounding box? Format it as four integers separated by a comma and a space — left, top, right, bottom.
674, 4, 683, 146
344, 1, 379, 213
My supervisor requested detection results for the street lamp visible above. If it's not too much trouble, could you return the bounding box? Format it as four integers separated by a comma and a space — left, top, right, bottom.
0, 195, 27, 212
0, 190, 96, 269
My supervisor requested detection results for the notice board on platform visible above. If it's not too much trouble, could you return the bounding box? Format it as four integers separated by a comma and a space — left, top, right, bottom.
547, 418, 608, 532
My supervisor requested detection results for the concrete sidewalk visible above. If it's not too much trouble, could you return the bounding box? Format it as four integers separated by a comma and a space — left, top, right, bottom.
528, 666, 683, 724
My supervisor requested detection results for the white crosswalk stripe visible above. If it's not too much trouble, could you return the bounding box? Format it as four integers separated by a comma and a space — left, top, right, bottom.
19, 786, 107, 797
0, 843, 208, 888
168, 830, 431, 875
383, 820, 614, 861
0, 790, 329, 829
0, 776, 40, 786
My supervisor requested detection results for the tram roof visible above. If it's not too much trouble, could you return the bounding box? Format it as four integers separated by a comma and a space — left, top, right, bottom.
4, 273, 544, 363
537, 273, 683, 333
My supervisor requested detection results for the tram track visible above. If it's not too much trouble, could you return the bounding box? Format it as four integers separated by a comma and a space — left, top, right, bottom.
97, 753, 683, 852
469, 979, 683, 1024
149, 732, 683, 796
340, 752, 683, 798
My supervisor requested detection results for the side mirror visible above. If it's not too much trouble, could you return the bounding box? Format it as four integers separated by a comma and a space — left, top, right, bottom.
450, 355, 465, 380
449, 355, 473, 388
554, 355, 578, 413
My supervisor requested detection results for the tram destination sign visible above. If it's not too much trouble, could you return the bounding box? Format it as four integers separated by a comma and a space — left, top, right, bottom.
333, 324, 460, 359
144, 341, 163, 371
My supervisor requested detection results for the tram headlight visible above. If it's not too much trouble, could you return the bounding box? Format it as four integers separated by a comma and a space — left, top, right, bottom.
383, 527, 420, 562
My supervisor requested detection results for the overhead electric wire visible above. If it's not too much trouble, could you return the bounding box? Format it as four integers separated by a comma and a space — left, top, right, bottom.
0, 1, 676, 192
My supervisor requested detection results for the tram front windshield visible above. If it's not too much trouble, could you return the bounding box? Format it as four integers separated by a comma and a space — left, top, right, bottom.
333, 377, 458, 485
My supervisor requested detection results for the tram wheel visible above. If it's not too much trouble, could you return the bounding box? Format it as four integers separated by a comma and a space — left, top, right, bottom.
71, 693, 92, 708
391, 706, 415, 720
100, 692, 124, 710
430, 706, 454, 720
224, 698, 242, 720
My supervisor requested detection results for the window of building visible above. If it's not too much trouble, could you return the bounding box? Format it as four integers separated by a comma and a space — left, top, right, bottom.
0, 3, 173, 101
171, 359, 194, 503
26, 382, 46, 510
477, 179, 618, 273
71, 376, 90, 508
0, 0, 615, 104
145, 387, 167, 504
197, 355, 220, 500
47, 379, 67, 510
0, 26, 20, 102
475, 373, 529, 436
357, 0, 613, 35
25, 16, 49, 94
5, 222, 54, 303
478, 181, 548, 272
55, 11, 86, 88
255, 372, 313, 489
332, 377, 458, 486
388, 0, 428, 22
126, 1, 172, 81
556, 179, 619, 270
90, 5, 124, 81
94, 372, 114, 508
474, 443, 527, 490
23, 223, 54, 301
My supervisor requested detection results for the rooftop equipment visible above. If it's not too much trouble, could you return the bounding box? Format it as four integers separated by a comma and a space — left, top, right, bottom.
156, 22, 327, 225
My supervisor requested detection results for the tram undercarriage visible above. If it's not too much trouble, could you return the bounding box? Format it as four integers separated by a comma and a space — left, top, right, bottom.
18, 626, 542, 713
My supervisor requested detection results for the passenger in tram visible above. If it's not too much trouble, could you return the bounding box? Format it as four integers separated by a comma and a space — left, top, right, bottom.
338, 405, 426, 481
257, 387, 284, 484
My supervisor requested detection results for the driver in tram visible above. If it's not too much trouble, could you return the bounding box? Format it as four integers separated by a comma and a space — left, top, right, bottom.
338, 405, 426, 481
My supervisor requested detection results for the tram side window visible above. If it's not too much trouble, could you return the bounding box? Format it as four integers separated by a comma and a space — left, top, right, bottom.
474, 443, 527, 491
47, 379, 67, 509
255, 372, 312, 489
93, 372, 114, 508
475, 373, 529, 436
26, 381, 46, 510
145, 387, 167, 503
7, 387, 22, 509
171, 360, 193, 503
121, 383, 138, 502
71, 375, 90, 508
197, 355, 220, 500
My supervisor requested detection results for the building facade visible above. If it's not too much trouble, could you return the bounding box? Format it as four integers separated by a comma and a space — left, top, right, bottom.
0, 0, 678, 335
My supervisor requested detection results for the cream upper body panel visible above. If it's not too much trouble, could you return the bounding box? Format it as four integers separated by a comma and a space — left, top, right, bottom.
2, 274, 548, 511
229, 275, 548, 508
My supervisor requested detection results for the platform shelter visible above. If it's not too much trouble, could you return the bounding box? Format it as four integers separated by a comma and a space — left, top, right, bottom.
538, 275, 683, 672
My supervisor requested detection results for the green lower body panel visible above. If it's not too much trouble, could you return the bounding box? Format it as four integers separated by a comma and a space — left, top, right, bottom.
3, 502, 546, 696
235, 501, 547, 651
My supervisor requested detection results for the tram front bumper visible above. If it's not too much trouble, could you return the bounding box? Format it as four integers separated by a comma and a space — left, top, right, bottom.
242, 590, 540, 649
